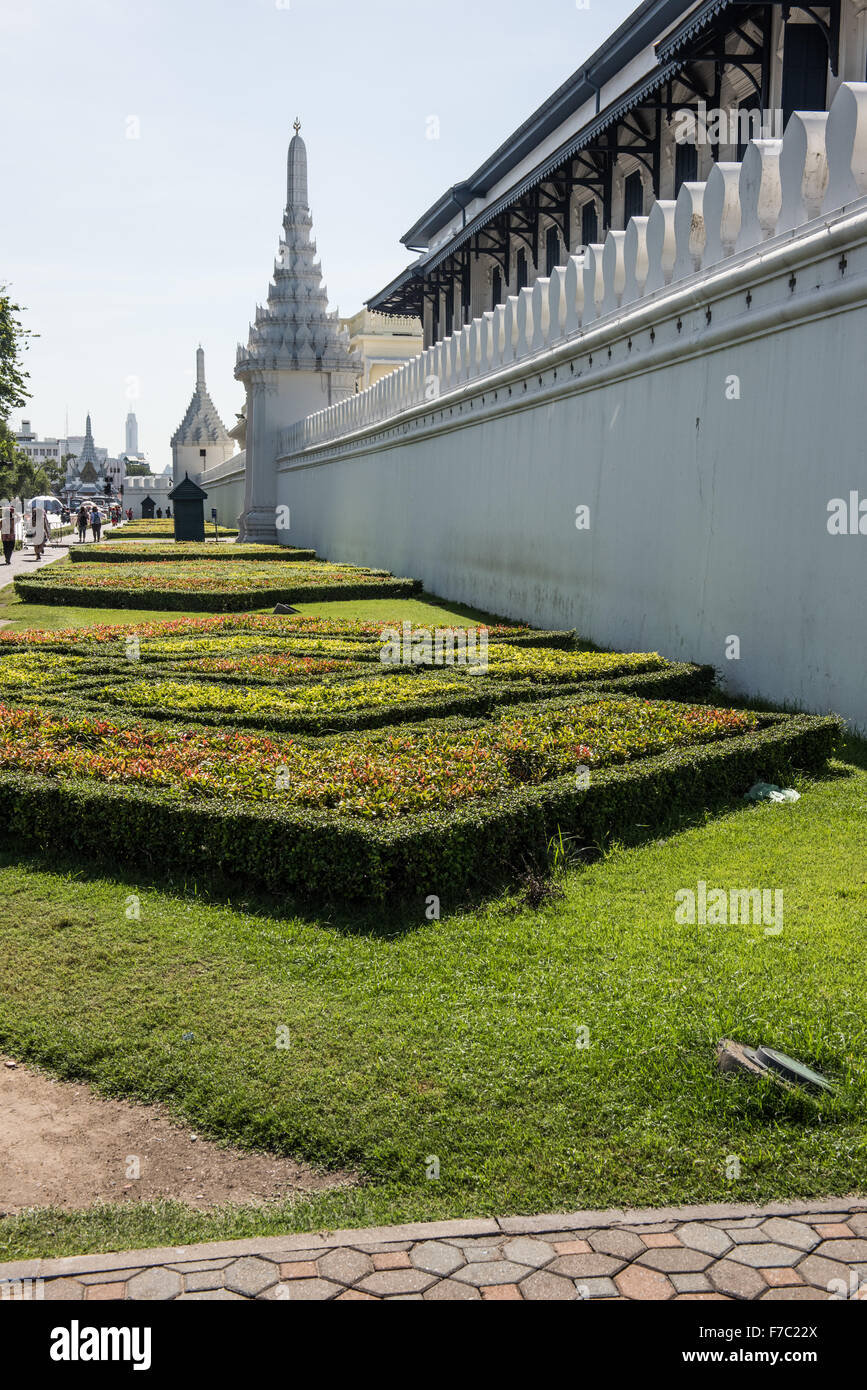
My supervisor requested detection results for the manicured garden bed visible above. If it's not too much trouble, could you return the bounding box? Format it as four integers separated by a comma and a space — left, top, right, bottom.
14, 560, 423, 611
70, 543, 318, 562
106, 519, 237, 539
0, 700, 840, 900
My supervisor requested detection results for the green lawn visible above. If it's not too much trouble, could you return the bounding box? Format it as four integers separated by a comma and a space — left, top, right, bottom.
0, 593, 864, 1260
0, 584, 497, 633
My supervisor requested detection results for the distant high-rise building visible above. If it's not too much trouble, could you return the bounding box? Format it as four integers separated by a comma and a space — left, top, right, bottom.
125, 410, 139, 456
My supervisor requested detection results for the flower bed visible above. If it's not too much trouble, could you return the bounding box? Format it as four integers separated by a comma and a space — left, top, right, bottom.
0, 699, 841, 900
13, 560, 423, 611
70, 543, 318, 563
0, 698, 763, 816
106, 520, 237, 539
0, 613, 569, 652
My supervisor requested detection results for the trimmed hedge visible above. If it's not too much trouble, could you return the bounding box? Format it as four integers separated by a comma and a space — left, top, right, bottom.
0, 711, 839, 902
13, 574, 423, 612
105, 522, 237, 539
69, 544, 318, 563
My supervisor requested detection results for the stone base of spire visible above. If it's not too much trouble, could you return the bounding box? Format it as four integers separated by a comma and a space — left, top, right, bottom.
239, 506, 279, 545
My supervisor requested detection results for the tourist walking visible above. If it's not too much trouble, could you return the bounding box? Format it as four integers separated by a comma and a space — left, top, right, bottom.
77, 504, 88, 543
32, 506, 49, 560
90, 505, 102, 542
156, 506, 163, 519
1, 504, 15, 564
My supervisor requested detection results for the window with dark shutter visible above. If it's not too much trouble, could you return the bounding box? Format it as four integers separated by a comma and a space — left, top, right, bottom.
545, 225, 561, 276
781, 23, 828, 127
674, 140, 698, 197
624, 170, 643, 222
516, 248, 528, 292
581, 201, 598, 248
491, 268, 502, 309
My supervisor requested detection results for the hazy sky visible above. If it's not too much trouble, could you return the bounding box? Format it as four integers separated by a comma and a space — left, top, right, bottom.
2, 0, 635, 468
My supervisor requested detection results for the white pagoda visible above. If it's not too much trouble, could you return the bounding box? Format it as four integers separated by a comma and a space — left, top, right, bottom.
66, 414, 111, 498
171, 347, 235, 485
235, 119, 360, 542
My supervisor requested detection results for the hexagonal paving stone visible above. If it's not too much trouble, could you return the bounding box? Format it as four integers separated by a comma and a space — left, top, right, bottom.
797, 1254, 852, 1290
549, 1254, 623, 1278
177, 1289, 245, 1301
579, 1277, 619, 1299
760, 1286, 829, 1300
184, 1270, 226, 1293
453, 1261, 531, 1287
726, 1227, 774, 1245
847, 1214, 867, 1238
671, 1273, 713, 1293
317, 1248, 374, 1286
423, 1278, 481, 1300
637, 1248, 714, 1274
126, 1267, 183, 1301
761, 1267, 804, 1287
615, 1266, 674, 1300
587, 1229, 645, 1260
759, 1218, 820, 1251
480, 1284, 523, 1300
224, 1257, 279, 1297
43, 1279, 85, 1301
726, 1243, 804, 1270
676, 1223, 733, 1257
356, 1269, 437, 1296
520, 1270, 584, 1300
263, 1279, 342, 1301
812, 1239, 867, 1264
409, 1241, 466, 1276
501, 1238, 556, 1269
707, 1259, 767, 1299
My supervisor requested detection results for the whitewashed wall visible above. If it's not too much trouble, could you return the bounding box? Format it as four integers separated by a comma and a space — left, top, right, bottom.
275, 85, 867, 727
194, 452, 246, 530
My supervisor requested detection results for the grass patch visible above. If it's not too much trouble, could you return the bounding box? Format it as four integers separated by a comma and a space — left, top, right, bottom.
0, 733, 864, 1259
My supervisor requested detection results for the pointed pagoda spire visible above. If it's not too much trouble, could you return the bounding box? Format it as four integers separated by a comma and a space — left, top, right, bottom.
287, 118, 308, 212
172, 346, 232, 447
78, 413, 98, 467
236, 121, 360, 379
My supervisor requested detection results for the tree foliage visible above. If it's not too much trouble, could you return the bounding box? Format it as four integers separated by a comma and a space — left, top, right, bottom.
0, 287, 50, 502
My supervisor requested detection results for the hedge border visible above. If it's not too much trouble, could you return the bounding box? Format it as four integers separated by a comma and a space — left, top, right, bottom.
12, 575, 423, 612
69, 546, 318, 564
0, 711, 840, 902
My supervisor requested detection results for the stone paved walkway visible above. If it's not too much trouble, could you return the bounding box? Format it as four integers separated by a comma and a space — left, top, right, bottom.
2, 1197, 865, 1301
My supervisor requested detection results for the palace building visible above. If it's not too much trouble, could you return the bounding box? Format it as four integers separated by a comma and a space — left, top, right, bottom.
369, 0, 867, 346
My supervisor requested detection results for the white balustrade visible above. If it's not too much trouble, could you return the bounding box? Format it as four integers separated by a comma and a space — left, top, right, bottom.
601, 230, 627, 314
673, 182, 707, 279
275, 84, 867, 456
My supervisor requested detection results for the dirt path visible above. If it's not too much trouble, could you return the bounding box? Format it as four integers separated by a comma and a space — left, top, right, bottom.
0, 1057, 353, 1213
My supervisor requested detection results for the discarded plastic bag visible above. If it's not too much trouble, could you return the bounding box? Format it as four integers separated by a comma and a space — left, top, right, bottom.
744, 781, 800, 803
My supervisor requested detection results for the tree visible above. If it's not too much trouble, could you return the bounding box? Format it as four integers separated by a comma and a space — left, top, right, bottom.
123, 460, 151, 477
0, 287, 38, 502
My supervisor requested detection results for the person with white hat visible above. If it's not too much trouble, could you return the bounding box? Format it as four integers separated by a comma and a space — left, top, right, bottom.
1, 503, 15, 564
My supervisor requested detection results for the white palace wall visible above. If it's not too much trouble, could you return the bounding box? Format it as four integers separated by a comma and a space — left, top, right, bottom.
273, 86, 867, 727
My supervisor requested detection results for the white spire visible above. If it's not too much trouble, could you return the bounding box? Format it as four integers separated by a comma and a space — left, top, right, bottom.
236, 122, 360, 380
172, 346, 232, 447
287, 118, 308, 211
